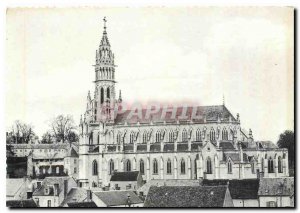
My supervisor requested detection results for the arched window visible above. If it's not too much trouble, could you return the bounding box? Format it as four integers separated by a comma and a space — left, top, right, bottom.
210, 128, 216, 141
129, 132, 134, 144
100, 87, 104, 104
251, 162, 255, 174
109, 160, 114, 175
92, 160, 98, 175
97, 134, 100, 145
278, 157, 283, 173
142, 131, 147, 143
196, 129, 201, 141
182, 129, 188, 142
167, 159, 172, 174
180, 159, 186, 174
261, 158, 264, 172
169, 130, 175, 142
227, 161, 232, 174
206, 157, 212, 174
153, 159, 158, 174
117, 133, 121, 144
106, 87, 110, 99
194, 158, 198, 179
155, 131, 161, 143
268, 157, 274, 173
125, 159, 131, 172
222, 128, 228, 140
140, 159, 145, 175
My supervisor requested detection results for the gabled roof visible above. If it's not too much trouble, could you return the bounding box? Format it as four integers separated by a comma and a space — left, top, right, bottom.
6, 178, 26, 197
203, 179, 259, 199
258, 178, 294, 196
60, 187, 88, 207
66, 146, 79, 157
114, 105, 236, 125
93, 191, 143, 206
144, 186, 228, 207
6, 199, 37, 208
33, 176, 74, 196
110, 171, 139, 182
67, 202, 97, 208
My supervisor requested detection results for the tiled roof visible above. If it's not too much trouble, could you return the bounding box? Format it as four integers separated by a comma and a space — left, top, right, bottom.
137, 144, 147, 152
6, 199, 37, 208
93, 191, 143, 206
60, 188, 88, 207
203, 179, 259, 199
110, 171, 139, 181
6, 178, 26, 197
219, 142, 234, 150
177, 143, 188, 151
67, 202, 97, 208
144, 186, 228, 207
115, 105, 236, 125
150, 144, 160, 152
258, 178, 294, 196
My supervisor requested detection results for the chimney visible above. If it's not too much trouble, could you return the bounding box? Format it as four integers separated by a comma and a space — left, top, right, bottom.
54, 183, 59, 196
87, 189, 92, 202
64, 179, 68, 199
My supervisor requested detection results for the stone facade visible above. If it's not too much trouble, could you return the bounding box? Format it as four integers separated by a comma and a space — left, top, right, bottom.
78, 19, 289, 188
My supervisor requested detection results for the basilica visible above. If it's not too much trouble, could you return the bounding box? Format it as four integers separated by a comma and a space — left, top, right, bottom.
78, 18, 289, 188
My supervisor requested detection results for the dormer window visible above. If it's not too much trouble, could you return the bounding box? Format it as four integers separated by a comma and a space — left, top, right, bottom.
44, 187, 50, 195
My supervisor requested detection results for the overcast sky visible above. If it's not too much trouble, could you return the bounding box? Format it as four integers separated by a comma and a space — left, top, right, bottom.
6, 7, 293, 142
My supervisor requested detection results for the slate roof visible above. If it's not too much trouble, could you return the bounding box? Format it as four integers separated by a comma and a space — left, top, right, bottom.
107, 145, 117, 152
114, 105, 236, 125
219, 142, 234, 150
163, 143, 174, 152
66, 146, 79, 157
110, 171, 139, 182
203, 179, 259, 199
60, 187, 88, 207
257, 141, 278, 149
137, 144, 147, 152
144, 186, 228, 207
33, 176, 73, 196
258, 178, 294, 196
150, 143, 160, 152
6, 199, 37, 208
11, 143, 69, 149
177, 143, 188, 151
191, 143, 202, 151
93, 191, 143, 206
67, 202, 97, 208
124, 145, 133, 152
6, 178, 25, 197
223, 152, 248, 162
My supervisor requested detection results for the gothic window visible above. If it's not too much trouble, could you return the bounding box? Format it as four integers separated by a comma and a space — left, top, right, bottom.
180, 159, 186, 174
106, 87, 110, 99
261, 158, 264, 172
169, 130, 175, 142
167, 159, 172, 174
153, 159, 158, 174
129, 132, 134, 144
142, 131, 147, 143
251, 162, 255, 174
222, 128, 228, 140
109, 160, 114, 175
139, 159, 145, 175
227, 160, 232, 174
278, 156, 283, 173
210, 128, 216, 141
117, 133, 121, 144
155, 131, 161, 143
196, 129, 201, 141
194, 158, 198, 179
125, 159, 131, 172
182, 129, 188, 142
97, 134, 100, 144
268, 157, 274, 173
100, 88, 104, 104
206, 157, 212, 174
92, 160, 98, 176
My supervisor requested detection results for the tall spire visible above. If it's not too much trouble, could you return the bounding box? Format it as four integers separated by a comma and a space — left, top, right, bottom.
100, 17, 110, 46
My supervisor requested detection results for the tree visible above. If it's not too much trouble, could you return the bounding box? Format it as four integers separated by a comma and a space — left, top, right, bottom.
49, 115, 78, 144
41, 131, 53, 144
7, 120, 35, 144
277, 130, 294, 172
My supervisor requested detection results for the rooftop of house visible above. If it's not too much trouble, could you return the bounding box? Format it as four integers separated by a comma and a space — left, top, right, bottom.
10, 143, 70, 149
33, 176, 74, 196
93, 190, 143, 206
110, 171, 140, 182
6, 199, 37, 208
202, 179, 259, 199
258, 177, 294, 196
67, 202, 97, 208
66, 146, 79, 158
60, 187, 89, 207
114, 105, 237, 125
144, 185, 228, 207
6, 178, 26, 197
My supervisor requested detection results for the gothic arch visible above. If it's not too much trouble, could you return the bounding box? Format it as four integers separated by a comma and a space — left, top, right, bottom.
100, 87, 104, 104
92, 160, 98, 176
182, 129, 188, 142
